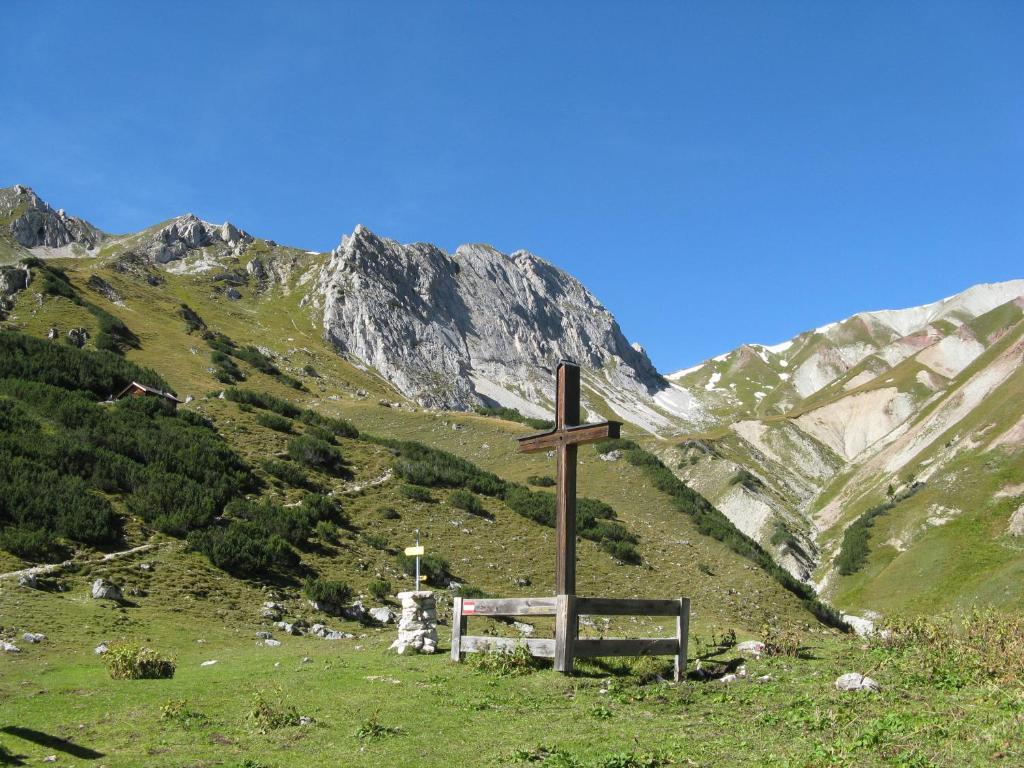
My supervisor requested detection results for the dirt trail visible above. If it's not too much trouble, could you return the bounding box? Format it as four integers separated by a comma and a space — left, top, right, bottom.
0, 543, 156, 581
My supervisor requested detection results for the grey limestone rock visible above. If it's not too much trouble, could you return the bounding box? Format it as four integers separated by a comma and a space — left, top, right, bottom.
315, 225, 665, 412
834, 672, 881, 692
90, 579, 123, 601
136, 214, 251, 265
4, 186, 103, 250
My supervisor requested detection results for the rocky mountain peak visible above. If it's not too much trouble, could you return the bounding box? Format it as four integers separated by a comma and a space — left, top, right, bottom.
138, 214, 252, 265
1, 184, 103, 251
317, 226, 667, 416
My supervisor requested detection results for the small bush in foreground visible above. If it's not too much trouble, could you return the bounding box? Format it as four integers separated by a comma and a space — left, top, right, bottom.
761, 623, 802, 658
104, 644, 175, 680
876, 609, 1024, 687
468, 643, 544, 677
248, 687, 300, 733
160, 699, 209, 729
356, 712, 403, 741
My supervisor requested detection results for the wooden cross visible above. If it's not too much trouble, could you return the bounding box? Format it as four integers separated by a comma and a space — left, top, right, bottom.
517, 362, 621, 595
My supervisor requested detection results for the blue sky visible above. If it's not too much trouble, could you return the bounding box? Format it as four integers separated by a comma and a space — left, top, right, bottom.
3, 2, 1021, 372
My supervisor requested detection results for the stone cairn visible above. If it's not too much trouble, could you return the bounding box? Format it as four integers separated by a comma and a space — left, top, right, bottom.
390, 591, 437, 655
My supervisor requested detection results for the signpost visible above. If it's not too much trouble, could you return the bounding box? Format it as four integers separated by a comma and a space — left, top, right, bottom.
450, 360, 692, 679
404, 530, 424, 590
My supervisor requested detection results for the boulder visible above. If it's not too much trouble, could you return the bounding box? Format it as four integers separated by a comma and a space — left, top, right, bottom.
341, 601, 366, 621
324, 631, 354, 640
22, 632, 45, 644
18, 573, 38, 589
274, 621, 302, 636
67, 328, 89, 348
94, 643, 109, 655
262, 638, 282, 648
735, 640, 766, 657
835, 673, 881, 693
138, 562, 153, 572
255, 631, 273, 640
369, 607, 396, 625
599, 450, 622, 462
91, 579, 123, 601
2, 641, 20, 653
260, 601, 284, 620
226, 287, 242, 301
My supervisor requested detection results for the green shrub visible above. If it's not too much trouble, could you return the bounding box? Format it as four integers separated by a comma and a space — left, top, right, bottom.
255, 412, 293, 433
287, 434, 344, 474
261, 458, 316, 490
380, 507, 400, 520
526, 475, 555, 487
0, 525, 69, 562
600, 538, 642, 564
223, 388, 301, 418
187, 522, 297, 577
400, 484, 433, 503
303, 493, 347, 525
362, 533, 390, 551
395, 553, 449, 585
303, 577, 352, 607
226, 498, 315, 546
314, 519, 339, 543
299, 410, 359, 439
178, 304, 207, 334
369, 579, 393, 602
450, 488, 489, 517
160, 699, 209, 729
467, 643, 543, 677
0, 329, 168, 397
836, 483, 924, 576
248, 687, 300, 732
473, 405, 554, 431
104, 644, 175, 679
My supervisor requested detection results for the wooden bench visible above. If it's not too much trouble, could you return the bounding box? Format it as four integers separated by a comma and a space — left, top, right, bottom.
451, 595, 690, 681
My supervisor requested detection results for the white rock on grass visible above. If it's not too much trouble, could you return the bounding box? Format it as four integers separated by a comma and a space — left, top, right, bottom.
94, 643, 109, 655
2, 641, 21, 653
513, 621, 535, 636
18, 573, 38, 589
200, 660, 218, 667
735, 640, 766, 657
262, 639, 282, 648
261, 601, 284, 620
835, 673, 881, 692
91, 579, 123, 601
369, 607, 396, 625
22, 632, 45, 644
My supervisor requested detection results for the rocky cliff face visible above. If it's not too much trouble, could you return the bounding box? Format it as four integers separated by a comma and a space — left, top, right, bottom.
1, 185, 103, 251
314, 225, 667, 415
134, 214, 252, 265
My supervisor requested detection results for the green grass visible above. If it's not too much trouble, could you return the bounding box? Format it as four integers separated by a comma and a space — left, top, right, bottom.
0, 559, 1020, 767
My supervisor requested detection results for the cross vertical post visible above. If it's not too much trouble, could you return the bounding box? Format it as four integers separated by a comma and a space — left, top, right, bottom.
517, 361, 621, 597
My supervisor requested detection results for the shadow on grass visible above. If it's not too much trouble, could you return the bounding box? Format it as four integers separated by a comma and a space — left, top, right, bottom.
1, 727, 103, 760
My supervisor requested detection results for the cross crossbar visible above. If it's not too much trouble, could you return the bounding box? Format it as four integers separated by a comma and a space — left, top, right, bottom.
516, 361, 621, 595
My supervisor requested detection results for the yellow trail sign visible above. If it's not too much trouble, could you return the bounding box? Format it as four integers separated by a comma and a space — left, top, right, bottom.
404, 545, 425, 556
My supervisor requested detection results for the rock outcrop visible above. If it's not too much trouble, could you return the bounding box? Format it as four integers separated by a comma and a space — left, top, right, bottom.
315, 225, 666, 414
3, 185, 103, 250
135, 214, 252, 265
